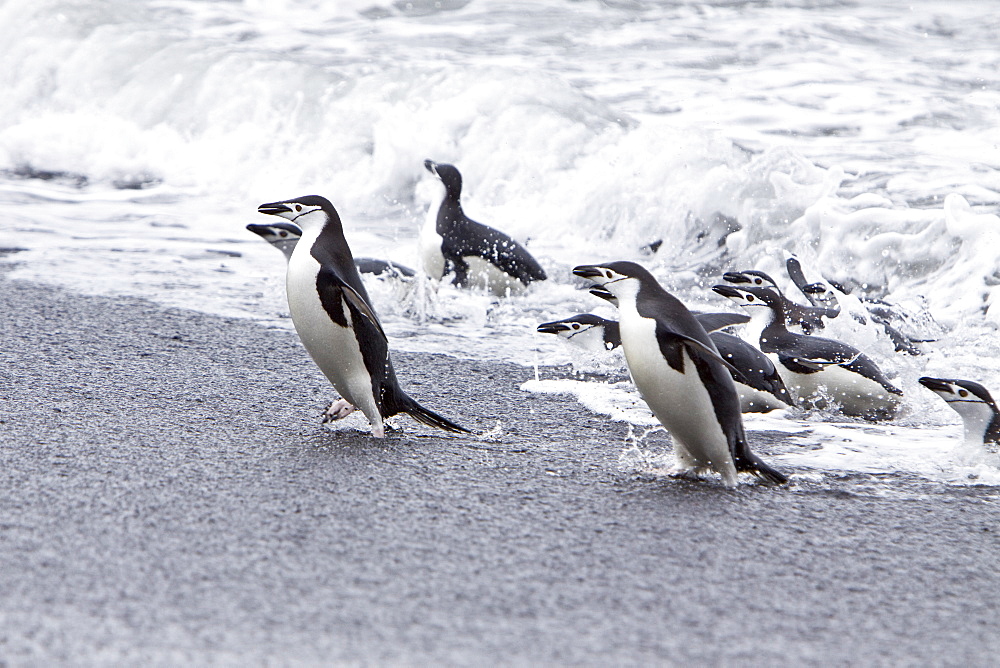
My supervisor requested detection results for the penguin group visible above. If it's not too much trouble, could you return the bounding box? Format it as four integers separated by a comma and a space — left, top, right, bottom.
248, 160, 995, 488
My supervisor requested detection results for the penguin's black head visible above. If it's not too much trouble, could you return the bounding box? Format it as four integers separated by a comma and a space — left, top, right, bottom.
573, 261, 655, 303
919, 377, 997, 409
712, 284, 781, 311
257, 195, 336, 230
537, 313, 610, 336
246, 222, 303, 244
424, 159, 463, 198
722, 270, 779, 290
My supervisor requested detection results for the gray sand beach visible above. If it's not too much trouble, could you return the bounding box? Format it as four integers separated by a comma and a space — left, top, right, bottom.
2, 268, 998, 665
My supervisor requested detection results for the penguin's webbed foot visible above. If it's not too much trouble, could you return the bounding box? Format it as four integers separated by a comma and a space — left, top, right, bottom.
322, 399, 356, 423
666, 466, 702, 482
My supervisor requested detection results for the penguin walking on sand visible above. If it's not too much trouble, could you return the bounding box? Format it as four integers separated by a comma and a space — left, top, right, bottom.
573, 261, 787, 487
257, 195, 469, 437
245, 223, 418, 421
919, 377, 1000, 446
422, 160, 547, 296
713, 283, 902, 420
538, 312, 793, 414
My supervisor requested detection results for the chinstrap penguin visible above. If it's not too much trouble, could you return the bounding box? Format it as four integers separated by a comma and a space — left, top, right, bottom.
258, 195, 469, 437
786, 256, 928, 355
919, 377, 1000, 445
422, 159, 547, 296
539, 312, 793, 413
247, 220, 356, 421
713, 284, 902, 420
722, 269, 837, 334
574, 261, 787, 487
247, 222, 302, 261
537, 313, 621, 353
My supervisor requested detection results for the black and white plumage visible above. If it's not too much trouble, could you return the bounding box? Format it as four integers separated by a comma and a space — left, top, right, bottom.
538, 312, 793, 413
573, 261, 787, 487
537, 313, 621, 353
257, 195, 469, 437
786, 256, 929, 355
712, 284, 902, 420
919, 377, 1000, 445
246, 221, 302, 261
422, 160, 546, 296
247, 222, 416, 281
354, 257, 416, 280
247, 219, 356, 421
785, 257, 842, 314
722, 269, 837, 334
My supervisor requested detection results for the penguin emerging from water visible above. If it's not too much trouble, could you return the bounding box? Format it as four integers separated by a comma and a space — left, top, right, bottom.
713, 283, 902, 420
422, 160, 547, 296
573, 261, 787, 487
257, 195, 469, 437
722, 269, 837, 334
919, 377, 1000, 445
538, 312, 793, 413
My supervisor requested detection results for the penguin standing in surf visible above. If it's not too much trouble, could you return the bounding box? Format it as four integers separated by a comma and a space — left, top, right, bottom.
257, 195, 469, 438
573, 261, 787, 487
422, 160, 547, 296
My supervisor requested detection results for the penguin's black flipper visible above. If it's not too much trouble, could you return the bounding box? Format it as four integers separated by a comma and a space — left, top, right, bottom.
785, 257, 814, 303
340, 282, 387, 341
397, 394, 471, 434
694, 311, 751, 333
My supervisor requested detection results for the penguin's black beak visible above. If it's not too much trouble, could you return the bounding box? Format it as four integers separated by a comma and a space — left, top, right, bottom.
424, 159, 438, 175
918, 377, 954, 393
246, 223, 272, 238
572, 265, 606, 280
537, 321, 571, 335
722, 271, 751, 284
589, 286, 617, 303
712, 284, 743, 299
258, 202, 292, 216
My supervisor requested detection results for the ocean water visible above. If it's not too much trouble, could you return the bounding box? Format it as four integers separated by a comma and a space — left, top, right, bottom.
2, 0, 999, 488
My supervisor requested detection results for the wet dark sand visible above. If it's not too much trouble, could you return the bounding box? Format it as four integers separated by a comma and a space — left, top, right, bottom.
1, 270, 998, 665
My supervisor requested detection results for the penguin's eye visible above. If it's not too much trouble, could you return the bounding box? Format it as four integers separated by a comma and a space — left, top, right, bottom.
753, 278, 762, 285
959, 389, 969, 397
279, 231, 288, 237
295, 204, 302, 212
746, 294, 755, 302
572, 324, 580, 330
605, 271, 613, 279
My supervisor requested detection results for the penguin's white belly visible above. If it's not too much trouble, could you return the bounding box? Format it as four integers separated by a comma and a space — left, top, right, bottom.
419, 204, 446, 280
773, 355, 900, 418
285, 268, 379, 422
461, 255, 527, 297
620, 315, 734, 475
735, 382, 787, 413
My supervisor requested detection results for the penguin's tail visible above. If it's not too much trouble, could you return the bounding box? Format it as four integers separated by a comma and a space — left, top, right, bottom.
400, 395, 471, 434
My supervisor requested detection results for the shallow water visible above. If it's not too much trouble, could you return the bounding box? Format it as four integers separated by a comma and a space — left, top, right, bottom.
1, 0, 999, 486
